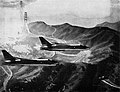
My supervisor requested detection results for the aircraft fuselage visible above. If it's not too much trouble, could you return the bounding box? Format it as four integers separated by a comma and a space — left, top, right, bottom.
3, 57, 58, 66
41, 44, 89, 51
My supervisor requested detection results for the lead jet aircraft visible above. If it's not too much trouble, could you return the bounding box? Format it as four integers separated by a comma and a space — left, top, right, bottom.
1, 50, 58, 66
39, 37, 89, 51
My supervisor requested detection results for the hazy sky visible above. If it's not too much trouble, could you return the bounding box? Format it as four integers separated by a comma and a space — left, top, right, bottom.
25, 0, 110, 19
23, 0, 116, 27
0, 0, 119, 40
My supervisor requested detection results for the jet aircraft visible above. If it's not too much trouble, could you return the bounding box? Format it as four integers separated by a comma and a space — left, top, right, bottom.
39, 37, 89, 51
1, 50, 58, 66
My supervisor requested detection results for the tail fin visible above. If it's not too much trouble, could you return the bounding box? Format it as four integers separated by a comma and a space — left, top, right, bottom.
2, 50, 14, 60
39, 37, 52, 47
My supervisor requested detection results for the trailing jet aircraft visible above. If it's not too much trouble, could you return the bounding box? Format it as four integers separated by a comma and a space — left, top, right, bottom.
39, 37, 89, 51
1, 50, 58, 66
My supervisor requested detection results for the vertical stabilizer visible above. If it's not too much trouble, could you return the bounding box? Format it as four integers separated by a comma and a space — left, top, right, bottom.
39, 37, 52, 47
2, 50, 14, 60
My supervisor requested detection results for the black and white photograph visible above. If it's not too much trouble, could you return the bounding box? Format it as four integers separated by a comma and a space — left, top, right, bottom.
0, 0, 120, 92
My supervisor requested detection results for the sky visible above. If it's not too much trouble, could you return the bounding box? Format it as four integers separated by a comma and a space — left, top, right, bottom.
25, 0, 110, 18
0, 0, 119, 43
24, 0, 111, 27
